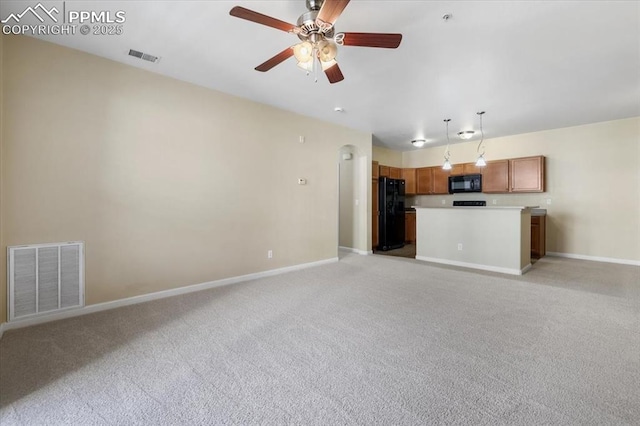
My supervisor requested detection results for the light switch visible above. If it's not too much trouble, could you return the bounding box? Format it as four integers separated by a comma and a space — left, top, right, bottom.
298, 178, 307, 185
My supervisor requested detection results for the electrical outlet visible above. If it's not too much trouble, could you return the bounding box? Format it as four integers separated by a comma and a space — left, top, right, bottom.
441, 199, 446, 205
267, 250, 273, 259
546, 198, 552, 205
457, 243, 463, 251
492, 199, 497, 205
355, 199, 359, 206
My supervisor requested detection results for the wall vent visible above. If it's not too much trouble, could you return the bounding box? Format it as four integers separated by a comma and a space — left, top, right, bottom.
8, 242, 84, 322
128, 49, 160, 63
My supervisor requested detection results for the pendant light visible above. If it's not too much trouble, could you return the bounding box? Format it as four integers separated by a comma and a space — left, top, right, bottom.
442, 119, 452, 170
475, 111, 487, 167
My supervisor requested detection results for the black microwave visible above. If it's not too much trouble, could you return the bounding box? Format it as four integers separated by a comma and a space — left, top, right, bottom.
449, 174, 482, 193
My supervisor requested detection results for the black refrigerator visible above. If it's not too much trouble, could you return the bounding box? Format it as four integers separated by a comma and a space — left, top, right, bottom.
378, 177, 405, 251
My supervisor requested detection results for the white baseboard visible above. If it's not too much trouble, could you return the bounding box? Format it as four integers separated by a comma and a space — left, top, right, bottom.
338, 246, 371, 255
416, 256, 530, 276
0, 257, 339, 338
547, 252, 640, 266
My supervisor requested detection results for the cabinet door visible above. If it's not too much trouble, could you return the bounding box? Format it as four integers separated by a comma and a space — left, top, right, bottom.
482, 160, 510, 193
531, 217, 540, 258
405, 212, 416, 244
530, 215, 546, 258
379, 165, 390, 177
402, 168, 417, 195
372, 161, 379, 179
450, 164, 465, 176
510, 156, 545, 192
416, 167, 433, 194
463, 163, 480, 175
390, 167, 402, 179
372, 179, 379, 249
432, 167, 449, 194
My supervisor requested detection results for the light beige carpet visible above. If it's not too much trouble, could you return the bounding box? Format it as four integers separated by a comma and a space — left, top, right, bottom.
1, 253, 639, 425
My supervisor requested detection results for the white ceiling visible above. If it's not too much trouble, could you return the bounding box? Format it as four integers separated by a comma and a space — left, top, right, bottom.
3, 1, 639, 151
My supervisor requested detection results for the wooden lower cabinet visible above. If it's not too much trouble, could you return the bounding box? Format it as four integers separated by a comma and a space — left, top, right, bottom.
531, 215, 546, 258
405, 212, 416, 244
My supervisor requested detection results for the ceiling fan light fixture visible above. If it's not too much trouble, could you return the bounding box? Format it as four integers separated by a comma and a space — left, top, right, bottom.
411, 139, 426, 148
297, 60, 314, 71
457, 130, 475, 140
293, 41, 314, 62
317, 40, 338, 62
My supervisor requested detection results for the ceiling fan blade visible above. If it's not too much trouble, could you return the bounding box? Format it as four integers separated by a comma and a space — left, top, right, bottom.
339, 32, 403, 49
230, 6, 296, 33
316, 0, 351, 26
255, 47, 294, 72
324, 62, 345, 84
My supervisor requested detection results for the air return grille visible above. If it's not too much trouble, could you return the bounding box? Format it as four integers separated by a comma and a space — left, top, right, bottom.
128, 49, 159, 63
8, 242, 84, 322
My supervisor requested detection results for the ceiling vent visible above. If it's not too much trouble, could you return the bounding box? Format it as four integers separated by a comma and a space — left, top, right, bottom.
128, 49, 160, 63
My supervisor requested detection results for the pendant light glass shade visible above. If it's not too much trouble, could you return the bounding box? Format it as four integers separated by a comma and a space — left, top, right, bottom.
443, 159, 452, 170
475, 155, 486, 167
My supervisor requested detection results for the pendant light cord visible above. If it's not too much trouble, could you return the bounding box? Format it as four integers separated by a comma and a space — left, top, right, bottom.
444, 119, 451, 160
476, 111, 485, 155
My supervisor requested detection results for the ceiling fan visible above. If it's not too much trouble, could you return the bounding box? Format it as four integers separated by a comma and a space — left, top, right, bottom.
229, 0, 402, 84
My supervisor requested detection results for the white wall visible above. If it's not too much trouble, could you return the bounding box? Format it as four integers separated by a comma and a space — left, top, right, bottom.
404, 118, 640, 262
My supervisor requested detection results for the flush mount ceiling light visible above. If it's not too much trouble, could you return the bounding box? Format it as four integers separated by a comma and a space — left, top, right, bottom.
475, 111, 487, 167
457, 130, 475, 140
442, 119, 452, 170
229, 0, 403, 84
411, 139, 426, 148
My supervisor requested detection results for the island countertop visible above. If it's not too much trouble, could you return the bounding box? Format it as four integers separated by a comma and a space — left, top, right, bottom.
412, 205, 538, 211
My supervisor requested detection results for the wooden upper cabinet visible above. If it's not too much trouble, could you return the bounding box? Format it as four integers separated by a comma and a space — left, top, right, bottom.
463, 163, 481, 175
450, 163, 480, 176
379, 165, 390, 177
482, 160, 510, 193
402, 168, 417, 195
372, 161, 379, 180
450, 164, 465, 176
432, 167, 449, 194
510, 156, 545, 192
416, 167, 434, 194
389, 167, 402, 179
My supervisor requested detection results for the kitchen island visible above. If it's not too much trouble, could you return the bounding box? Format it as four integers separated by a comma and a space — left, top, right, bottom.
414, 206, 535, 275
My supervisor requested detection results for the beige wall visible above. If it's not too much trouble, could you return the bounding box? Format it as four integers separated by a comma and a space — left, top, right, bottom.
0, 35, 372, 323
404, 118, 640, 262
339, 146, 355, 248
372, 145, 402, 167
